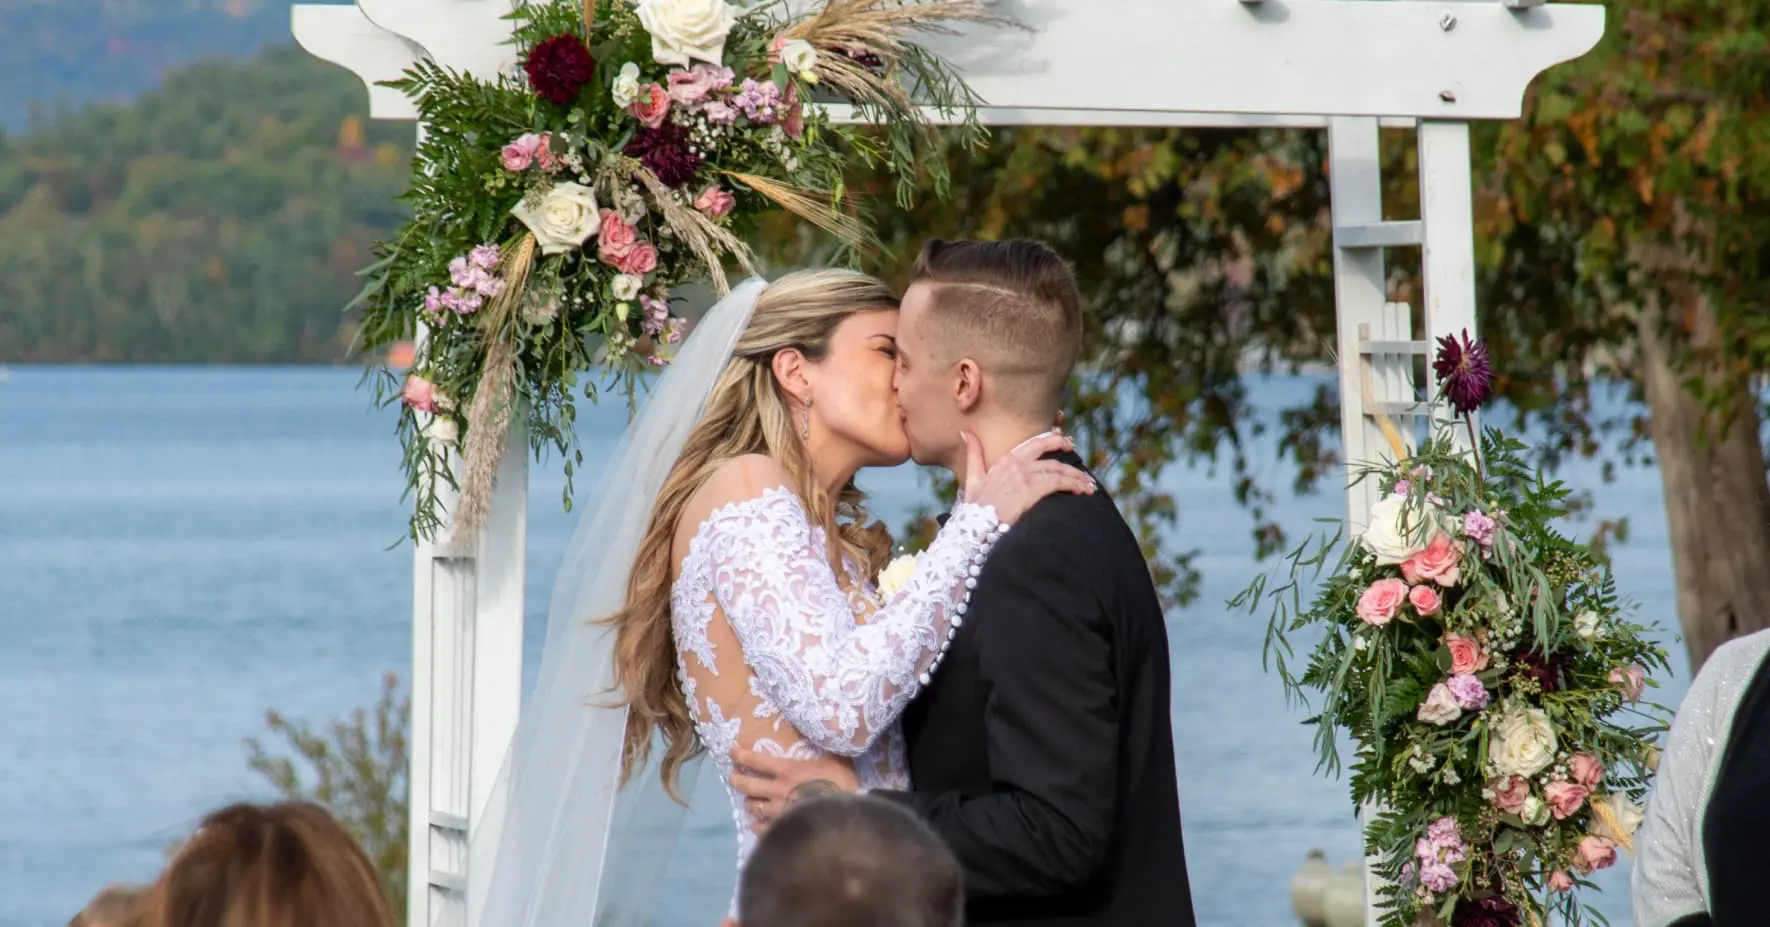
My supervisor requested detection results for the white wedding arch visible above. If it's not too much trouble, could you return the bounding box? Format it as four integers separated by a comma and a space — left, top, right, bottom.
291, 2, 1606, 924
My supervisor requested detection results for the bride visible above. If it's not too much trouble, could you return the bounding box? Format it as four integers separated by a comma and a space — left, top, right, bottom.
468, 269, 1093, 926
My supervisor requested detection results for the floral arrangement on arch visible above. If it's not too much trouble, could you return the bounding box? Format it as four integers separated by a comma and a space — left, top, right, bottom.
357, 0, 1001, 542
1234, 333, 1673, 927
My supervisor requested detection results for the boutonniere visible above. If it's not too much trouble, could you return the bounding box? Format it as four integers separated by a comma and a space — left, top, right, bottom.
875, 552, 920, 602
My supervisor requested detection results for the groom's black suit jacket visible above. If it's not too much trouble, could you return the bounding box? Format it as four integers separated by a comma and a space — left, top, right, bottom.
874, 451, 1197, 926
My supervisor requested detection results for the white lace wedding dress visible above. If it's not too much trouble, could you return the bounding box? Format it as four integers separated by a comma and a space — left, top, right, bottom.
669, 483, 1003, 876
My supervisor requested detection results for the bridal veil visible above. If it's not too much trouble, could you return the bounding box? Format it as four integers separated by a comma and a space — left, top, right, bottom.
467, 277, 768, 927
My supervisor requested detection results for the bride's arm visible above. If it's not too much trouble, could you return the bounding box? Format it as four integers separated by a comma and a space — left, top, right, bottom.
696, 457, 1002, 756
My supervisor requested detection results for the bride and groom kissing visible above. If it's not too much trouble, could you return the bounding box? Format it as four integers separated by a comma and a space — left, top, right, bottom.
471, 238, 1197, 927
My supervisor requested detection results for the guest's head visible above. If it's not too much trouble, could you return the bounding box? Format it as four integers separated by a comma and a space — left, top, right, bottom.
68, 884, 144, 927
728, 793, 963, 927
127, 801, 396, 927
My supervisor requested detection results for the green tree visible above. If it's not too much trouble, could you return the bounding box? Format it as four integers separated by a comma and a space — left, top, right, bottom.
0, 45, 414, 363
805, 0, 1770, 669
245, 672, 410, 912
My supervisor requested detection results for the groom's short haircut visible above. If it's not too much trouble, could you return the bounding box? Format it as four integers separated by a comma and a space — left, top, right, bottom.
737, 793, 962, 927
909, 237, 1082, 418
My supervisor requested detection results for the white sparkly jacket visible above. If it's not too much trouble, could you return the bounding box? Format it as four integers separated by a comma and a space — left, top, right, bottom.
1632, 629, 1770, 927
668, 484, 1003, 873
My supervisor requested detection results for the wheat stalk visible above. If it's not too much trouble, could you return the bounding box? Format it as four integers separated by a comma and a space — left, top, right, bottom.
622, 161, 759, 296
723, 171, 869, 249
450, 233, 537, 548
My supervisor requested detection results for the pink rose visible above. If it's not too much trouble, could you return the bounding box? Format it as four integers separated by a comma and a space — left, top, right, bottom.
501, 140, 533, 171
1610, 664, 1647, 702
693, 184, 736, 217
1571, 753, 1604, 789
628, 84, 671, 128
1444, 633, 1488, 675
767, 33, 789, 63
1356, 578, 1409, 627
1547, 869, 1574, 893
402, 376, 438, 414
1401, 534, 1462, 587
1575, 835, 1617, 874
1409, 584, 1443, 617
598, 210, 639, 263
1543, 781, 1589, 820
615, 240, 658, 276
1489, 775, 1530, 814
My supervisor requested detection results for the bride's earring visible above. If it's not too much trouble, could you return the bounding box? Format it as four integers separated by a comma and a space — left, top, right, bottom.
800, 398, 813, 440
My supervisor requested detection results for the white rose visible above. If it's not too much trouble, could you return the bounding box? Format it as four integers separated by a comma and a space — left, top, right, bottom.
512, 182, 602, 255
780, 38, 819, 77
876, 553, 920, 601
428, 417, 459, 446
1416, 683, 1462, 726
1361, 494, 1435, 566
1488, 707, 1558, 779
1519, 795, 1551, 827
611, 62, 642, 107
612, 274, 642, 300
1574, 610, 1601, 640
1590, 792, 1644, 843
633, 0, 737, 67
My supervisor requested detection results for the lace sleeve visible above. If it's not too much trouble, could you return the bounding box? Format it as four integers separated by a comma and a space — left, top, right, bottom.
700, 486, 1003, 756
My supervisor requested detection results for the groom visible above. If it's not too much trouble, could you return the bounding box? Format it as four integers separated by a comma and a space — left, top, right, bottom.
732, 239, 1197, 926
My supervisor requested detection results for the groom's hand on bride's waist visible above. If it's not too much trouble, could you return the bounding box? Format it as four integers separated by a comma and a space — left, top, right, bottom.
729, 748, 861, 833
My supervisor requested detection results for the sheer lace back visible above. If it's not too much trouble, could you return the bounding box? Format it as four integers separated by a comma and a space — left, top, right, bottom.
668, 482, 1004, 874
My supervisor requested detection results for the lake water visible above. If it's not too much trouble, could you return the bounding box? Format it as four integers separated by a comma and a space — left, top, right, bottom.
0, 367, 1686, 926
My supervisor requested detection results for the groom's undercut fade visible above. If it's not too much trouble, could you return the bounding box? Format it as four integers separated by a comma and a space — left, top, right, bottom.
910, 237, 1082, 418
737, 794, 963, 927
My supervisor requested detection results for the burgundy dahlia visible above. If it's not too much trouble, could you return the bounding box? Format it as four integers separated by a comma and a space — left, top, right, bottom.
1514, 649, 1573, 693
624, 122, 702, 188
1432, 329, 1496, 416
1450, 896, 1522, 927
525, 34, 596, 105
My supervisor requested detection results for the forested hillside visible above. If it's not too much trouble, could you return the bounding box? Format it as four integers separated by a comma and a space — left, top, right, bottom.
0, 45, 414, 362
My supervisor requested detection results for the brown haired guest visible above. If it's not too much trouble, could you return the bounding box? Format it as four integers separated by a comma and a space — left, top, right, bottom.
127, 801, 396, 927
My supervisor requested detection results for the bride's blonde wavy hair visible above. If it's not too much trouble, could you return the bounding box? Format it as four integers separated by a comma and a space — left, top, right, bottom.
604, 269, 900, 799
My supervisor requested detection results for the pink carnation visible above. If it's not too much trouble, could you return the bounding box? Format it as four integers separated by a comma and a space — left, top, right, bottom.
667, 63, 734, 106
1463, 510, 1497, 548
1446, 673, 1488, 711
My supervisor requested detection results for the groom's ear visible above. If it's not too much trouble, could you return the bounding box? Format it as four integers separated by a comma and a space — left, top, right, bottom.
952, 357, 983, 413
